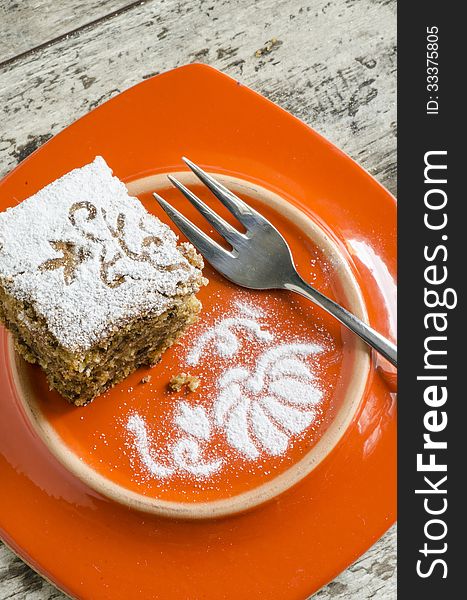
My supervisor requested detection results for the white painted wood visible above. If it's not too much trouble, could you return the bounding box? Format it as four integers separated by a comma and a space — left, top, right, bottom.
0, 0, 396, 597
0, 0, 132, 63
0, 0, 396, 193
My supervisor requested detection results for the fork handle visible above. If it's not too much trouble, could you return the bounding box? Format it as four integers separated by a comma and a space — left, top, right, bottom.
285, 275, 397, 368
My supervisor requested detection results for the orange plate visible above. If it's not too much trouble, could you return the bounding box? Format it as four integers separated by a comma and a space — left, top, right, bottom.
0, 64, 396, 599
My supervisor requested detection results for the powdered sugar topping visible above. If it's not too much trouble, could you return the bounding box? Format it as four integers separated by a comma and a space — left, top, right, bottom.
0, 157, 203, 350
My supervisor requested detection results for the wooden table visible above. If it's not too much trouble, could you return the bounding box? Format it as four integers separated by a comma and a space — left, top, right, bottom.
0, 1, 396, 597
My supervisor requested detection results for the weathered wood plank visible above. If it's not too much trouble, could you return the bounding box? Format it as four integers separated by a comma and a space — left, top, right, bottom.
0, 0, 396, 598
0, 0, 134, 64
0, 0, 396, 193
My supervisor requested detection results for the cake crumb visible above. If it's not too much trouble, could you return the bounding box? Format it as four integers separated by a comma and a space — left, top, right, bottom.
180, 242, 204, 270
140, 375, 152, 384
168, 372, 200, 393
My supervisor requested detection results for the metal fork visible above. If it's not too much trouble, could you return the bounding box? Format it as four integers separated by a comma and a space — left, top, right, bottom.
154, 158, 397, 367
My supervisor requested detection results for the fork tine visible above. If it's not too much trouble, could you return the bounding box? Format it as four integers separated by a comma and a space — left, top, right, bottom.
182, 157, 263, 229
153, 192, 233, 272
167, 175, 244, 247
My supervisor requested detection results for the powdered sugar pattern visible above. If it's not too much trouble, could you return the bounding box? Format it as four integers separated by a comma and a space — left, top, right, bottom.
0, 157, 203, 351
186, 301, 273, 366
214, 344, 322, 459
126, 299, 329, 480
127, 411, 222, 479
127, 414, 174, 478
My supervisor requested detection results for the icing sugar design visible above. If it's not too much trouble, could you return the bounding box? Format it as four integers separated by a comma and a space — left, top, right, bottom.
126, 301, 325, 480
214, 343, 323, 460
127, 410, 222, 479
185, 301, 273, 365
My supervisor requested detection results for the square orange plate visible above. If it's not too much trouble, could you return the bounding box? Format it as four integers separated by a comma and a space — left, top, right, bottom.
0, 64, 396, 599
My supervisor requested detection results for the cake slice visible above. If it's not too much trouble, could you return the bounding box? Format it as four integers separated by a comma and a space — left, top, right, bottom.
0, 157, 207, 405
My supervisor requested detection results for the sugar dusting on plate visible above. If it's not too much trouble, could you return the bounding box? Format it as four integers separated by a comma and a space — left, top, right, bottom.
123, 296, 337, 484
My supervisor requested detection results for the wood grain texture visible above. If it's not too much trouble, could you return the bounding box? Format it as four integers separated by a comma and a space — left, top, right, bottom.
0, 0, 133, 64
0, 0, 396, 193
0, 0, 396, 598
